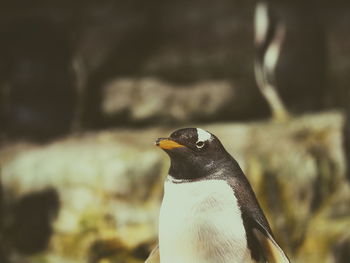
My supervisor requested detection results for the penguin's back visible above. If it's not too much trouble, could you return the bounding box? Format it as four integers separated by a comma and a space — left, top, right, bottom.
159, 177, 254, 263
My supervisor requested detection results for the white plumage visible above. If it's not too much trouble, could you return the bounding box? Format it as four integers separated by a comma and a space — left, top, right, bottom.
159, 176, 253, 263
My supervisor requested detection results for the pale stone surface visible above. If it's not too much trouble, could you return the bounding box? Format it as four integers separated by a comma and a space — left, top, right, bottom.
102, 78, 235, 123
0, 111, 349, 262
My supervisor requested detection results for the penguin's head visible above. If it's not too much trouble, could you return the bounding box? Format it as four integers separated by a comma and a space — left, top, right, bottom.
155, 128, 231, 180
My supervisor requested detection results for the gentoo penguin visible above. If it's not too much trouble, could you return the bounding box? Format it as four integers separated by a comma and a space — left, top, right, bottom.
146, 128, 290, 263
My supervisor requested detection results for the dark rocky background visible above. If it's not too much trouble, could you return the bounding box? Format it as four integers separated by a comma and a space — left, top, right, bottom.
0, 0, 350, 262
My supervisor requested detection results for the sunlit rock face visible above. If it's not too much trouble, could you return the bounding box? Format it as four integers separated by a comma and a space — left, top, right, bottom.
101, 78, 236, 124
0, 111, 349, 262
0, 130, 165, 262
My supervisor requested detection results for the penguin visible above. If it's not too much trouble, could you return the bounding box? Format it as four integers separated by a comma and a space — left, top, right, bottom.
146, 128, 290, 263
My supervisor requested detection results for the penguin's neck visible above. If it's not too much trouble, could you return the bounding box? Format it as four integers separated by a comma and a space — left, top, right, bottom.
169, 157, 237, 181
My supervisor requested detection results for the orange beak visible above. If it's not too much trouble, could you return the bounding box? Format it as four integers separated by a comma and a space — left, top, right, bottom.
155, 138, 185, 150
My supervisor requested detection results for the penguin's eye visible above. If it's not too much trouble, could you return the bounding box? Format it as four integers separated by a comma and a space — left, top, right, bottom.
195, 141, 205, 149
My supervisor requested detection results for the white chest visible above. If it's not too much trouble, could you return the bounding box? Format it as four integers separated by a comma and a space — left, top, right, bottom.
159, 178, 252, 263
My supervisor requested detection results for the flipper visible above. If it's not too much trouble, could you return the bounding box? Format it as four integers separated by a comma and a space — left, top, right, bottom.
145, 244, 160, 263
252, 222, 290, 263
226, 169, 291, 263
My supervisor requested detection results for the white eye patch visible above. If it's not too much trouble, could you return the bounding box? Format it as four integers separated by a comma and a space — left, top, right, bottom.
196, 128, 212, 144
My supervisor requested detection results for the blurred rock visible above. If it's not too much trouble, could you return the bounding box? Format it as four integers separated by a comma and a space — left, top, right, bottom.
102, 78, 236, 124
0, 111, 349, 262
0, 130, 165, 262
80, 0, 267, 128
296, 184, 350, 263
